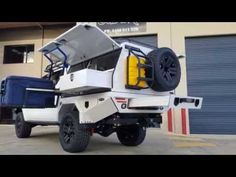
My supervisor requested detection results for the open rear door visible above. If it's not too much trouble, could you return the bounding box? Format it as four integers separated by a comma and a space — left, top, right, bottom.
38, 24, 120, 66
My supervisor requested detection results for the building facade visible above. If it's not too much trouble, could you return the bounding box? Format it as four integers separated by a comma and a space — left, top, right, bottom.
0, 22, 236, 135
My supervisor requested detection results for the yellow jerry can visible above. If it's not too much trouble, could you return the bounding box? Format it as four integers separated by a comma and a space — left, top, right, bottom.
127, 55, 146, 88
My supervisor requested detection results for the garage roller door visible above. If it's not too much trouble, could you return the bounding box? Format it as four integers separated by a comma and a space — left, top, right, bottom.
186, 35, 236, 134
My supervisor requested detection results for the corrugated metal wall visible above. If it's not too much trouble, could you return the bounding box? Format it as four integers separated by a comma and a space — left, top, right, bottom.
186, 35, 236, 134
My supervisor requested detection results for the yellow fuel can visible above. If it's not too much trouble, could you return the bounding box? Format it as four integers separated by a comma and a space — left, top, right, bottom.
127, 55, 146, 88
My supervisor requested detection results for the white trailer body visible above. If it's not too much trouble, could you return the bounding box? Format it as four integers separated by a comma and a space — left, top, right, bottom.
6, 23, 203, 153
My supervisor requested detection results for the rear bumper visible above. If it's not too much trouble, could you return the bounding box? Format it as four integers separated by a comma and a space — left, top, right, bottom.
128, 95, 202, 109
112, 94, 202, 113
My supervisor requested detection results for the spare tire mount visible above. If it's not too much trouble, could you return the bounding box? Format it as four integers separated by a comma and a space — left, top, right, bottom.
146, 48, 181, 92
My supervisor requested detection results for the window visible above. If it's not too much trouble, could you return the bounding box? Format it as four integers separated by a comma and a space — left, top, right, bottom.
68, 48, 122, 73
3, 44, 34, 64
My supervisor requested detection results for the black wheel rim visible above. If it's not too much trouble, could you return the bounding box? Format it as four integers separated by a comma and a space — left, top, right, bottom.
160, 55, 177, 82
62, 117, 75, 144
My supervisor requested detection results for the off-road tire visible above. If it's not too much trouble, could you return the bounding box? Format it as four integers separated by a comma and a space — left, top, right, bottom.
146, 48, 181, 92
116, 124, 146, 146
59, 112, 90, 153
15, 112, 32, 138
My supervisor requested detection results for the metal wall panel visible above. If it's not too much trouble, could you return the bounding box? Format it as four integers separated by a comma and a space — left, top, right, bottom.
186, 36, 236, 134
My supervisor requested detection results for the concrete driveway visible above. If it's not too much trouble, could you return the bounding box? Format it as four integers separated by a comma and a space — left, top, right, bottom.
0, 125, 236, 155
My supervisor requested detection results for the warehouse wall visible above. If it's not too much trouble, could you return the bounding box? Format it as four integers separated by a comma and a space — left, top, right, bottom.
0, 26, 73, 79
0, 28, 42, 78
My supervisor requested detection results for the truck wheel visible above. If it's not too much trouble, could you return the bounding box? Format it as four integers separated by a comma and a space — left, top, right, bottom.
116, 124, 146, 146
146, 48, 181, 92
15, 112, 32, 138
59, 112, 90, 153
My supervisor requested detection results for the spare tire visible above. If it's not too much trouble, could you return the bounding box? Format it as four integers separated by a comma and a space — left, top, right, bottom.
146, 48, 181, 92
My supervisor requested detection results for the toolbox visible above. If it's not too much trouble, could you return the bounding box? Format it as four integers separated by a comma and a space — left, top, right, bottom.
0, 76, 55, 108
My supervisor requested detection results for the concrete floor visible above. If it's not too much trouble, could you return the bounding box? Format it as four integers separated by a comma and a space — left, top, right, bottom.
1, 125, 236, 155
